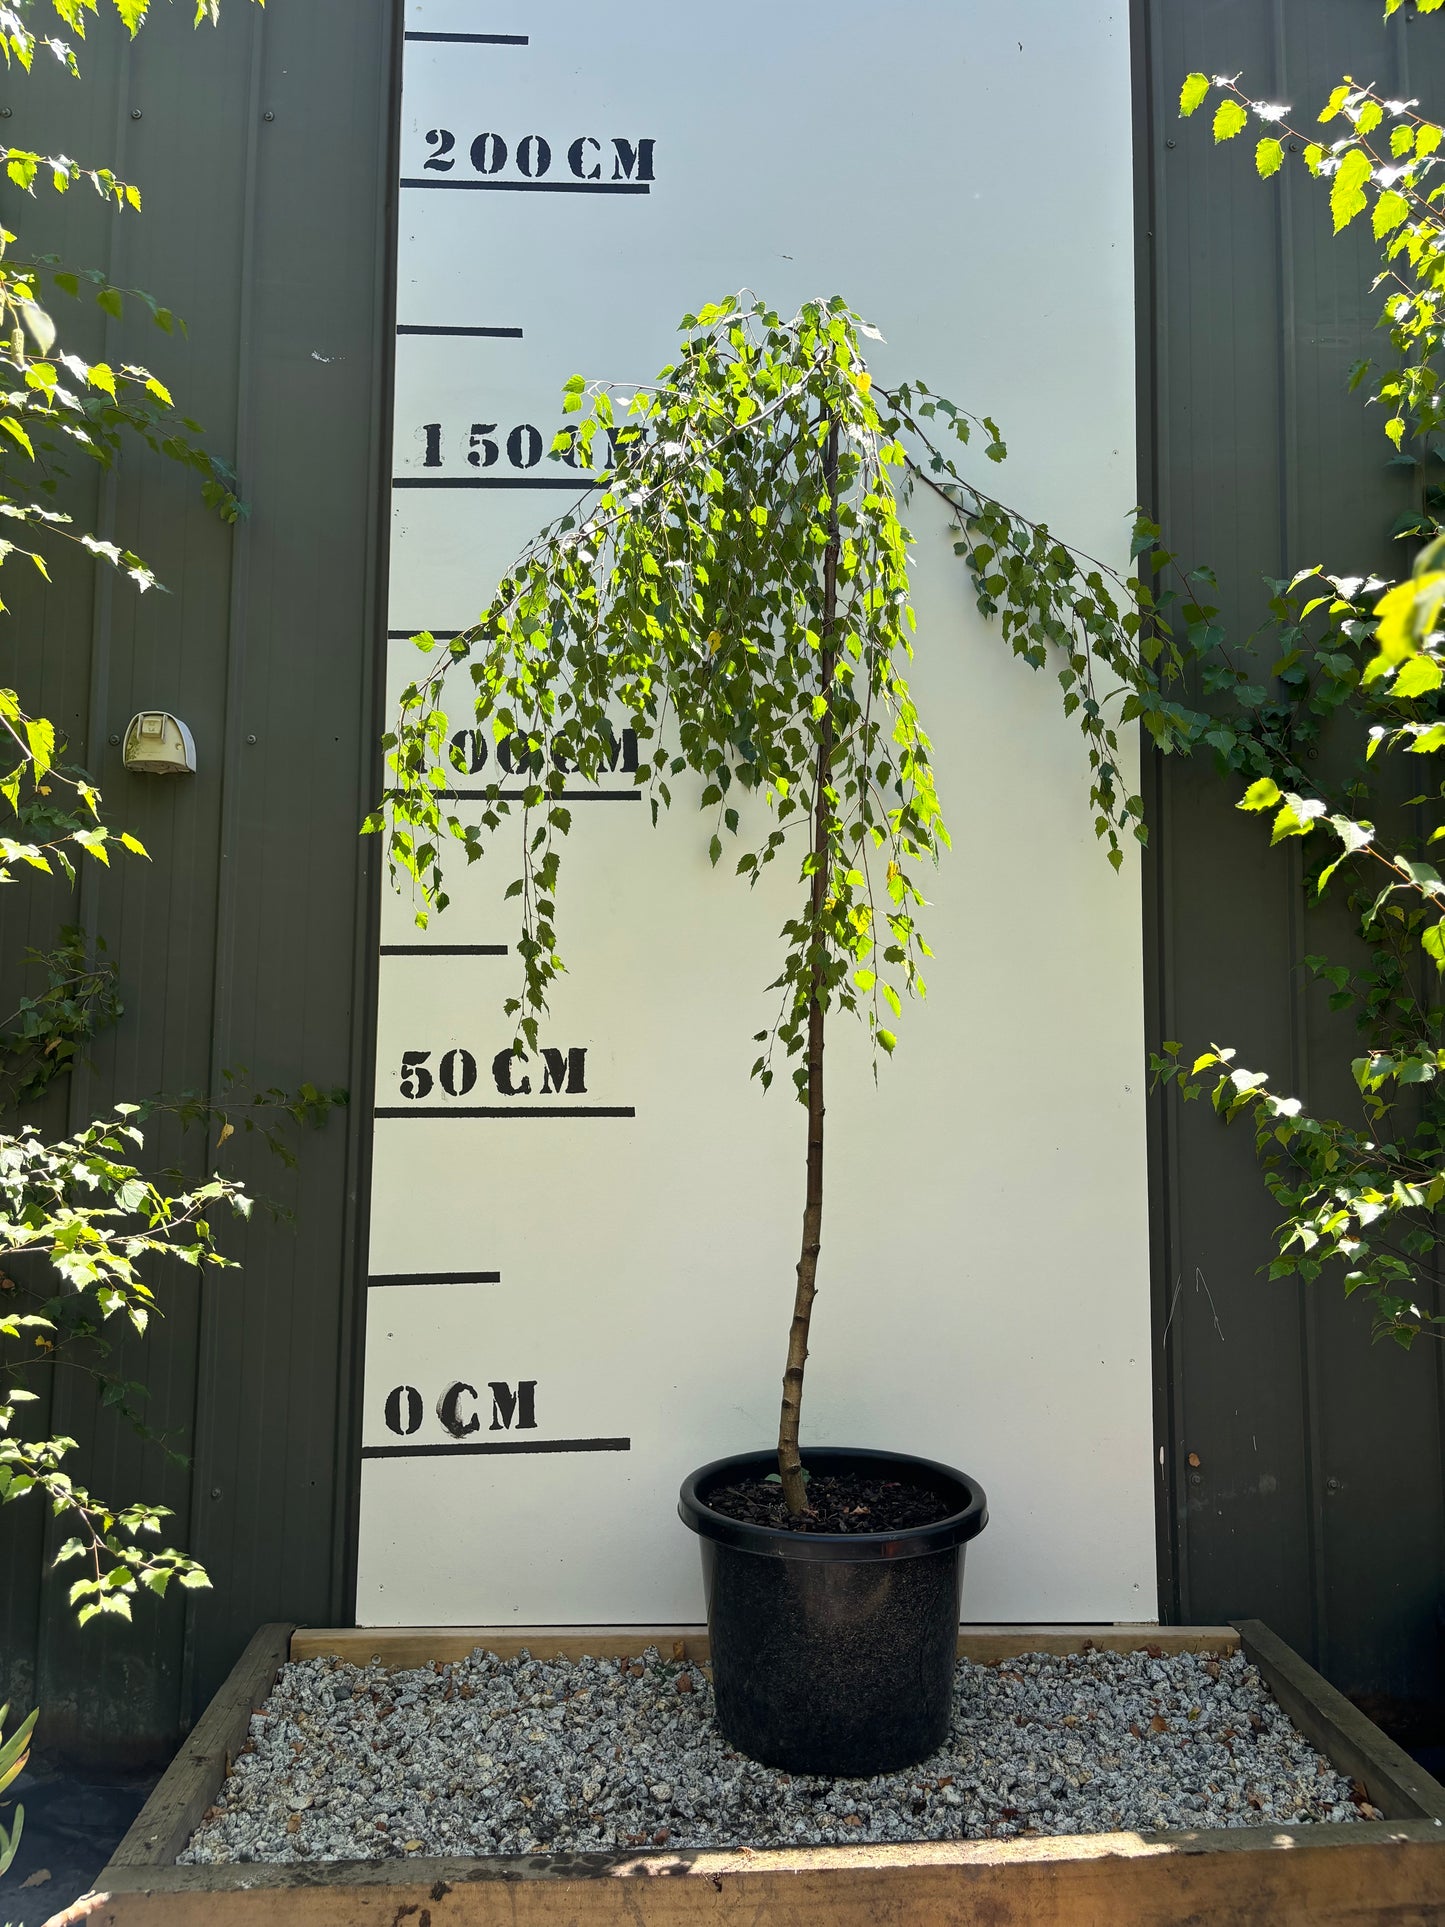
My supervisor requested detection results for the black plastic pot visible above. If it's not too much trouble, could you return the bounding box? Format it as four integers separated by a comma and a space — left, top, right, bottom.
678, 1447, 987, 1777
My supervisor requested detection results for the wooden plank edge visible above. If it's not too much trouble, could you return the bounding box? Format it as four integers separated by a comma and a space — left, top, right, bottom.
71, 1838, 1445, 1927
85, 1819, 1445, 1896
289, 1622, 1242, 1668
1235, 1617, 1445, 1824
101, 1622, 294, 1873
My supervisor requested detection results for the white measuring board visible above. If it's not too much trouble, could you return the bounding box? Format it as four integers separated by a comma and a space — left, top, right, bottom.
359, 0, 1155, 1626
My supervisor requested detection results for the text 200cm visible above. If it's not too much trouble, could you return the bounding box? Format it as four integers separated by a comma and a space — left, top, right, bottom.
422, 131, 656, 184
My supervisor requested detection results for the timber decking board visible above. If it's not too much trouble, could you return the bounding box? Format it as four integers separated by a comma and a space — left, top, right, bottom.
1236, 1617, 1445, 1823
288, 1622, 1242, 1668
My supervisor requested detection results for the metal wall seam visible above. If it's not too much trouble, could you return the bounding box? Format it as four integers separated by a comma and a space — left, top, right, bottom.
1133, 0, 1186, 1626
335, 0, 407, 1629
1267, 0, 1331, 1682
176, 1, 267, 1732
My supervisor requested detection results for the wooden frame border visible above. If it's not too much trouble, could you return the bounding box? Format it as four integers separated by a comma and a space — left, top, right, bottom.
288, 1619, 1242, 1667
73, 1620, 1445, 1925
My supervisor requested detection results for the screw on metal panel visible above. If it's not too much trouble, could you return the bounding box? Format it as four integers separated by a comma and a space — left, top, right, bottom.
1165, 139, 1177, 150
246, 732, 258, 745
0, 109, 11, 119
1189, 1472, 1203, 1486
108, 732, 120, 745
210, 1486, 222, 1499
131, 109, 142, 120
1326, 1476, 1341, 1491
263, 110, 275, 122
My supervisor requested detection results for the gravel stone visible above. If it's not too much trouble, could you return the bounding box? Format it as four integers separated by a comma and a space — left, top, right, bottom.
178, 1646, 1370, 1864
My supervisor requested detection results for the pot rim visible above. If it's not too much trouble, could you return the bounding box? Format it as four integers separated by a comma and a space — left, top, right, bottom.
678, 1446, 988, 1562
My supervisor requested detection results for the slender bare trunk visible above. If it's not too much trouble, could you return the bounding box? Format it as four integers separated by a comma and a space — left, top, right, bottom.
777, 417, 840, 1515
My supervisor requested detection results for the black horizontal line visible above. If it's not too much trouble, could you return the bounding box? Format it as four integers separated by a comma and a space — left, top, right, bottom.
396, 324, 523, 338
443, 788, 641, 802
388, 629, 461, 639
404, 31, 529, 43
400, 178, 650, 195
363, 1437, 631, 1459
369, 1271, 501, 1288
379, 943, 509, 956
374, 1106, 636, 1120
393, 476, 585, 490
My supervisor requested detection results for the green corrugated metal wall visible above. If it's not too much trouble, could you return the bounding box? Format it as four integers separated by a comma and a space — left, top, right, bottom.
0, 0, 397, 1761
1141, 0, 1445, 1725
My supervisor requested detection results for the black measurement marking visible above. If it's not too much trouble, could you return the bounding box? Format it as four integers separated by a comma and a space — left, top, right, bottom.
412, 131, 654, 188
369, 1271, 501, 1288
413, 417, 630, 478
400, 1045, 593, 1105
401, 178, 649, 195
396, 324, 523, 338
379, 944, 509, 956
373, 1106, 636, 1120
404, 31, 529, 43
393, 476, 587, 490
362, 1437, 631, 1459
442, 788, 640, 802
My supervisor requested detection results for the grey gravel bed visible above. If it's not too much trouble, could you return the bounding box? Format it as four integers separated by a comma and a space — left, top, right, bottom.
179, 1645, 1373, 1864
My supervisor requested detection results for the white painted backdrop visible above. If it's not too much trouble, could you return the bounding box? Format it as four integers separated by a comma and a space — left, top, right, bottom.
357, 0, 1155, 1626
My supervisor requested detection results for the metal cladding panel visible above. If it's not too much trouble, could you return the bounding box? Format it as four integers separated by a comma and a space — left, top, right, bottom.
361, 0, 1155, 1636
0, 0, 397, 1762
1142, 0, 1445, 1708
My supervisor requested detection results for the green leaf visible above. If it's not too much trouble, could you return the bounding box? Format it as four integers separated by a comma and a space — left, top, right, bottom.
1213, 99, 1249, 144
1330, 147, 1373, 233
1373, 189, 1410, 239
1239, 777, 1282, 813
18, 300, 54, 354
1180, 73, 1210, 118
1394, 653, 1443, 699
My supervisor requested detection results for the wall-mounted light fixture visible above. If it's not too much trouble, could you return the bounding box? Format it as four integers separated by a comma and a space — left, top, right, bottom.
122, 711, 196, 776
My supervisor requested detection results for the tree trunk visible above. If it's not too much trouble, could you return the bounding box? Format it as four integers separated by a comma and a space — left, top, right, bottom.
777, 417, 840, 1515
